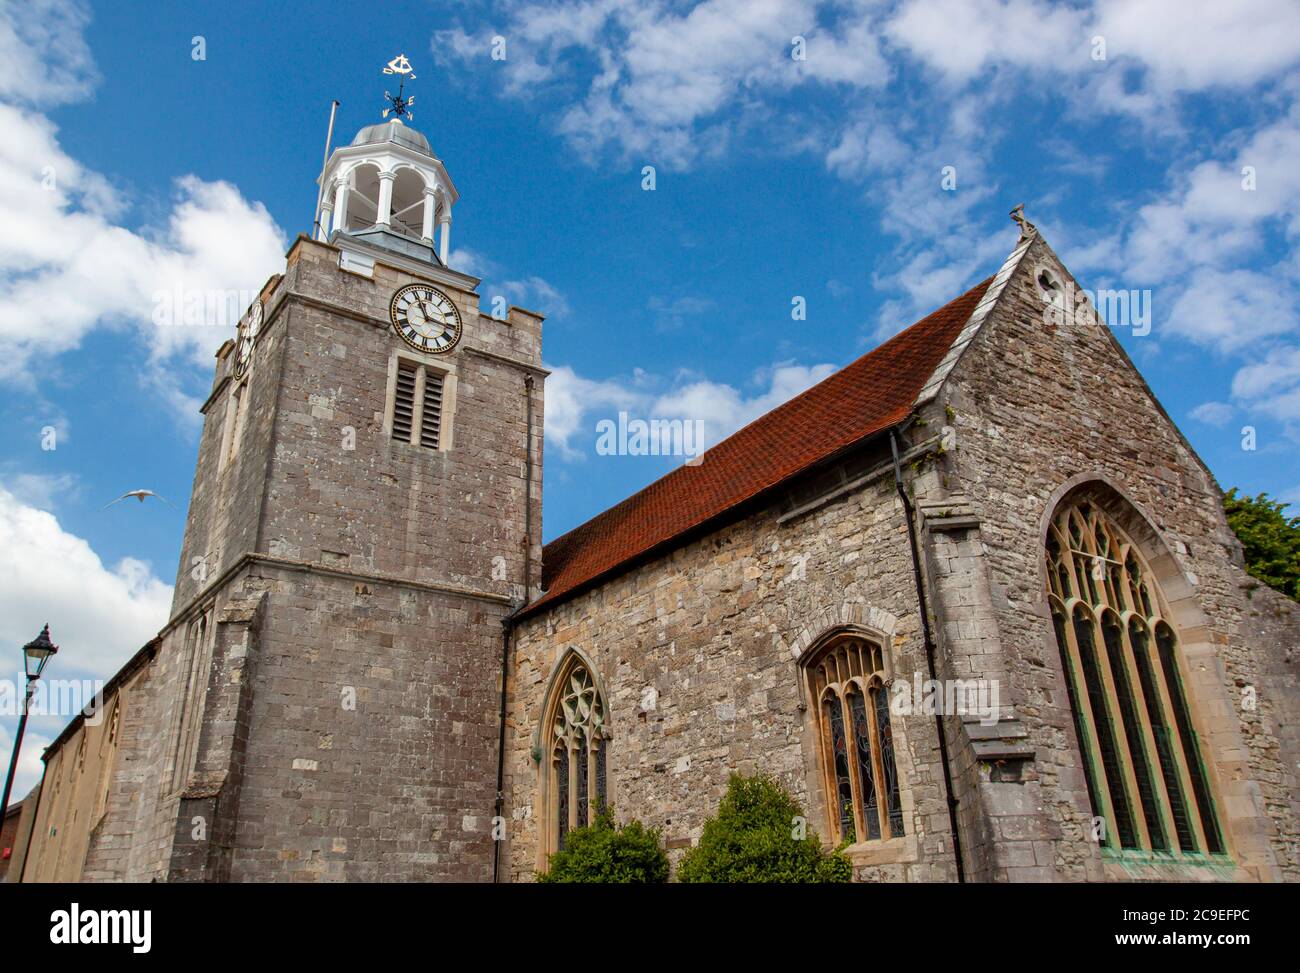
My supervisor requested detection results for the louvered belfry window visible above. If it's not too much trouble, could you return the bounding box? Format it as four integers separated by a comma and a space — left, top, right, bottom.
1046, 499, 1224, 857
420, 369, 443, 449
390, 359, 445, 450
806, 635, 904, 844
392, 361, 417, 443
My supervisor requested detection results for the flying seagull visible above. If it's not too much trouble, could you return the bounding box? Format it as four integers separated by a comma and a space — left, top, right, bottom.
102, 489, 177, 510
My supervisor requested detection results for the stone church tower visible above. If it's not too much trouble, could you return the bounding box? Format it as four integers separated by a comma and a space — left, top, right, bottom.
160, 112, 542, 881
14, 84, 544, 880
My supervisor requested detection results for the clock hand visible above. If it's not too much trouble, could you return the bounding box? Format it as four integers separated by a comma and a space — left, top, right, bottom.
417, 299, 447, 333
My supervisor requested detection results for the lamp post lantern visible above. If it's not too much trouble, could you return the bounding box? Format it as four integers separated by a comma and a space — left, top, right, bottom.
1, 625, 58, 823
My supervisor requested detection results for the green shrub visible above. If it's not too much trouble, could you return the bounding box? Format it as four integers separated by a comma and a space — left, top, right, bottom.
537, 808, 669, 883
677, 773, 852, 883
1224, 488, 1300, 600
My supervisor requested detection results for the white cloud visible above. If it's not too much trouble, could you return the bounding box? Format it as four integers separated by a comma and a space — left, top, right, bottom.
1066, 100, 1300, 443
0, 485, 172, 682
430, 0, 1300, 238
885, 0, 1089, 82
1123, 113, 1300, 283
544, 363, 643, 458
0, 480, 171, 796
544, 358, 836, 459
447, 245, 492, 278
496, 275, 570, 317
432, 0, 1300, 356
885, 0, 1300, 104
448, 246, 569, 318
1229, 344, 1300, 431
1164, 268, 1300, 353
652, 361, 837, 446
0, 0, 97, 107
1189, 401, 1235, 427
439, 0, 889, 167
0, 14, 286, 419
0, 108, 287, 382
1, 471, 79, 509
648, 294, 715, 331
866, 223, 1011, 340
1092, 0, 1300, 93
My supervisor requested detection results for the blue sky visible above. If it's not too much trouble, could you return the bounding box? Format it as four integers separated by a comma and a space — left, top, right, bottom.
2, 0, 1299, 797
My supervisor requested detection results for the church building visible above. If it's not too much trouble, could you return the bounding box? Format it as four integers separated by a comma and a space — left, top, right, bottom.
9, 80, 1298, 883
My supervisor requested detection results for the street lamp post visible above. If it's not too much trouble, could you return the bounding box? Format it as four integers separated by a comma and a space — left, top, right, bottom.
0, 625, 58, 822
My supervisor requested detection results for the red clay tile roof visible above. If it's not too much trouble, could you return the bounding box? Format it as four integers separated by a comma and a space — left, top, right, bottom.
523, 276, 994, 618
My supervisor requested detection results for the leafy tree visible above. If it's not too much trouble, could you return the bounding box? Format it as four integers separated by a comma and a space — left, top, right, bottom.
677, 773, 852, 883
1224, 489, 1300, 600
537, 808, 669, 883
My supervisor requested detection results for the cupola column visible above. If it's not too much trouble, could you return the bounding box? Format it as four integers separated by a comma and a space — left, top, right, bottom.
421, 187, 437, 245
331, 178, 350, 234
317, 199, 333, 241
376, 171, 396, 228
438, 208, 452, 265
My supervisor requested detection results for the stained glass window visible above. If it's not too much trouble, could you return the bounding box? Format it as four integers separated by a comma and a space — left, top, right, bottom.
1045, 498, 1224, 858
1156, 624, 1223, 854
576, 728, 589, 824
1073, 606, 1137, 848
595, 736, 607, 815
848, 689, 879, 841
1102, 615, 1167, 851
554, 745, 569, 851
544, 655, 608, 859
873, 685, 904, 838
1128, 619, 1195, 852
806, 635, 905, 844
825, 694, 856, 842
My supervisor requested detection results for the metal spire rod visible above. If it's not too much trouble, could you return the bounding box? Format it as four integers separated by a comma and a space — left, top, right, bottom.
312, 99, 341, 240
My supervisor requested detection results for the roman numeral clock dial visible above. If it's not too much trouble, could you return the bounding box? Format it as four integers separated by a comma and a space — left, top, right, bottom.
233, 299, 263, 377
389, 284, 462, 354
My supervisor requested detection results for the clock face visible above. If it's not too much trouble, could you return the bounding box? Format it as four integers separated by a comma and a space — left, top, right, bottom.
234, 300, 263, 376
390, 284, 462, 354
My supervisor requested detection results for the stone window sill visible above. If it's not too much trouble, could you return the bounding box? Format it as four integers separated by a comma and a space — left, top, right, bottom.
841, 833, 918, 867
1100, 847, 1237, 881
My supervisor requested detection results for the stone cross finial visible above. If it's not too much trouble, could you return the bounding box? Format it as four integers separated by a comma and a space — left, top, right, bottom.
1009, 203, 1037, 240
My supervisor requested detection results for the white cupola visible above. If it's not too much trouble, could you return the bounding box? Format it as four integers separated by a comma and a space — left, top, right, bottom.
315, 60, 458, 267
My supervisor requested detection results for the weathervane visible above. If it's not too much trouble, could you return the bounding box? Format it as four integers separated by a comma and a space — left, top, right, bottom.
382, 54, 417, 121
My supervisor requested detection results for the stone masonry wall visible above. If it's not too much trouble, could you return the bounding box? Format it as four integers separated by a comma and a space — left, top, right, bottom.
171, 274, 286, 614
507, 453, 963, 882
81, 619, 223, 881
934, 232, 1298, 881
223, 565, 505, 882
258, 242, 541, 597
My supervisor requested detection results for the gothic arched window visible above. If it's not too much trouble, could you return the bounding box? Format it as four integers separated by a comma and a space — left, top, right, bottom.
1045, 499, 1224, 857
805, 634, 903, 844
543, 655, 608, 854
